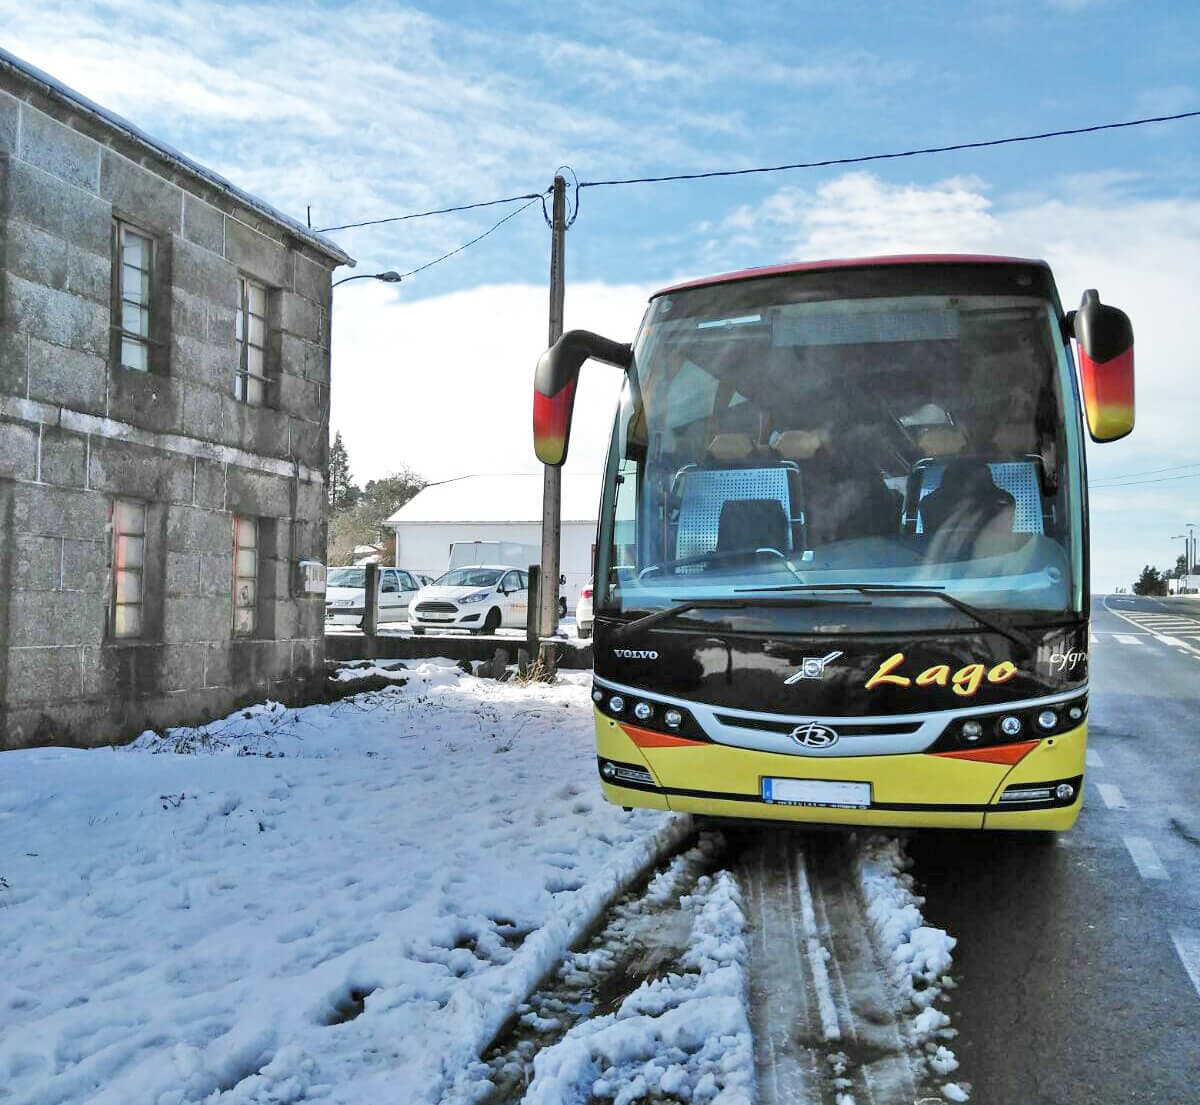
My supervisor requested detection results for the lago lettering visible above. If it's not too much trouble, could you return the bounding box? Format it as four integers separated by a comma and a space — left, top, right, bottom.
866, 652, 1019, 697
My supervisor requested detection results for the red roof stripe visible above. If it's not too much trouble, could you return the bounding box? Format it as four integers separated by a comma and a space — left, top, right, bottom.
652, 254, 1049, 298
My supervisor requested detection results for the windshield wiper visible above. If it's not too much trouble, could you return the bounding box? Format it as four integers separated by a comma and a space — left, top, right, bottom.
610, 595, 869, 643
735, 583, 1037, 654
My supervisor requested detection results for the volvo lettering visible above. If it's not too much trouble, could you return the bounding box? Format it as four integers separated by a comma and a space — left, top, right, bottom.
534, 256, 1133, 830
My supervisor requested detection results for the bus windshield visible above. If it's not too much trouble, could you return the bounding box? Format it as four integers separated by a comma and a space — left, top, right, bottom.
596, 264, 1086, 633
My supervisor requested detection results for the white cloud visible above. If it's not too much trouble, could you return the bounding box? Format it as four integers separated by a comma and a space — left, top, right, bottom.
330, 280, 650, 486
0, 0, 924, 276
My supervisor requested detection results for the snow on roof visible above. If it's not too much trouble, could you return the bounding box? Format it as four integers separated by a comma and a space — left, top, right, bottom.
0, 47, 352, 267
387, 473, 602, 526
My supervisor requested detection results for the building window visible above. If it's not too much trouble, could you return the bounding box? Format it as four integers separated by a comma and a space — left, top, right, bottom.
113, 220, 155, 372
109, 498, 146, 638
233, 515, 258, 636
235, 277, 269, 406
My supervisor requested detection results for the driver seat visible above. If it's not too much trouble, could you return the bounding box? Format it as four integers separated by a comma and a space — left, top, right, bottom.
920, 459, 1017, 558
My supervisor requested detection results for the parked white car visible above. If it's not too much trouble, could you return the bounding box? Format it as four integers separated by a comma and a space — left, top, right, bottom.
409, 566, 530, 635
575, 580, 594, 638
325, 566, 421, 627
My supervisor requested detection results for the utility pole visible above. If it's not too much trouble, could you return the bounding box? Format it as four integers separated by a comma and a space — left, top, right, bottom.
537, 175, 567, 675
1172, 534, 1189, 593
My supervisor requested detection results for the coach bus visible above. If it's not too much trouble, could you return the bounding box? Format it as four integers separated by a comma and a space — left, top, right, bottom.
533, 256, 1133, 830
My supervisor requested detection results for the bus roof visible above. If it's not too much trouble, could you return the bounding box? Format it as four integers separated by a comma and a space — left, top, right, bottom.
652, 254, 1051, 299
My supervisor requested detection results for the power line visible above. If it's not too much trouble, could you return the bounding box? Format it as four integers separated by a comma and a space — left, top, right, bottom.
317, 191, 546, 234
578, 110, 1200, 189
1089, 461, 1200, 487
1090, 471, 1200, 490
314, 108, 1199, 239
395, 195, 543, 281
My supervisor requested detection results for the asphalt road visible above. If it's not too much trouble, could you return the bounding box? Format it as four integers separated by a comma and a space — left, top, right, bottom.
907, 594, 1200, 1105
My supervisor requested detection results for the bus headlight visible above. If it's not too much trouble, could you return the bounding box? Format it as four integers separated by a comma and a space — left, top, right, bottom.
960, 720, 984, 744
999, 715, 1023, 737
608, 695, 625, 714
1055, 783, 1076, 801
601, 761, 617, 779
1068, 705, 1084, 722
1036, 710, 1058, 731
664, 709, 683, 729
633, 702, 653, 721
592, 688, 604, 703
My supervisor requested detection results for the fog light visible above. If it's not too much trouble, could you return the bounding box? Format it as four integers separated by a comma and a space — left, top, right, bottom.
592, 688, 604, 703
609, 696, 625, 713
633, 702, 653, 721
999, 715, 1023, 737
1055, 783, 1076, 802
1068, 705, 1083, 722
1001, 785, 1053, 803
1036, 710, 1058, 731
960, 720, 984, 744
601, 761, 617, 779
664, 709, 683, 729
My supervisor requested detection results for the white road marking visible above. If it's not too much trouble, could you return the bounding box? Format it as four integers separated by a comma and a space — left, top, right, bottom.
1157, 636, 1188, 646
1085, 747, 1105, 768
1096, 783, 1128, 810
1123, 836, 1168, 880
1170, 930, 1200, 1002
1114, 634, 1144, 645
1101, 597, 1200, 659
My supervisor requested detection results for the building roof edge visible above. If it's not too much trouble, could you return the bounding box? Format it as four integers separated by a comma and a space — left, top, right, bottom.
0, 47, 355, 268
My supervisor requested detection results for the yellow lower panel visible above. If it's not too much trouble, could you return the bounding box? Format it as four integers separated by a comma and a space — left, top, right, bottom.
594, 710, 1088, 831
984, 721, 1087, 830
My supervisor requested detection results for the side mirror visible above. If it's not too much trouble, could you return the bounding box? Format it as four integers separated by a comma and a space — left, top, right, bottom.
1070, 290, 1134, 443
533, 329, 632, 467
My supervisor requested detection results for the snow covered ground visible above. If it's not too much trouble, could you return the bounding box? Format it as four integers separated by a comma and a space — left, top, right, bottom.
0, 661, 686, 1105
1, 661, 964, 1105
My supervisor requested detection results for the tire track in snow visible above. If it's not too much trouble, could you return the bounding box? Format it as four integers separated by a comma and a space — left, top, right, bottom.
452, 831, 752, 1104
734, 831, 963, 1105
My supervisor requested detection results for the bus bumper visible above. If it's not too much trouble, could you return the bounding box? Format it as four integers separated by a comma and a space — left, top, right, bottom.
594, 708, 1085, 831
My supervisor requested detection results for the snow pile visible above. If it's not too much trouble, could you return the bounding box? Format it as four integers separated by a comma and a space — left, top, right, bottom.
522, 871, 754, 1105
327, 660, 411, 683
0, 661, 685, 1105
855, 835, 968, 1102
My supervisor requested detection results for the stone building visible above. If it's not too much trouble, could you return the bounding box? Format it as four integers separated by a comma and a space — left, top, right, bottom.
0, 50, 353, 749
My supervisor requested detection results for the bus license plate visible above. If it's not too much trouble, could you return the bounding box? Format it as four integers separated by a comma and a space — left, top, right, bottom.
761, 778, 871, 808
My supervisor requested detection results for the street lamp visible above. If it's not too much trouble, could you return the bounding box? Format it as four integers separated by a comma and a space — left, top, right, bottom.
332, 270, 402, 288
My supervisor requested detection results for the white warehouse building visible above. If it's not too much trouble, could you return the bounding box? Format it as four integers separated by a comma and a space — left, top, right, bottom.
385, 473, 601, 612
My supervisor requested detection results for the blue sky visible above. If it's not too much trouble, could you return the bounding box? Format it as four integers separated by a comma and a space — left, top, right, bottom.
3, 0, 1198, 588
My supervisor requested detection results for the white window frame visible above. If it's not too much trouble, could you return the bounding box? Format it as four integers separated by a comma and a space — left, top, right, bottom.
109, 498, 147, 638
113, 220, 156, 372
235, 276, 270, 406
233, 515, 259, 636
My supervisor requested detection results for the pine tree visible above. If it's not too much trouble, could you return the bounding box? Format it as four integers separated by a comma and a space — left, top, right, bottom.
1132, 565, 1167, 596
327, 431, 356, 511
